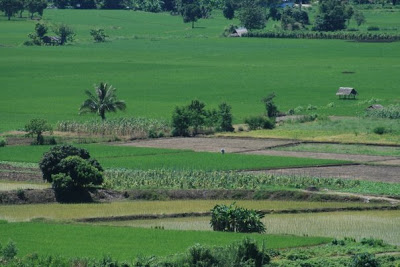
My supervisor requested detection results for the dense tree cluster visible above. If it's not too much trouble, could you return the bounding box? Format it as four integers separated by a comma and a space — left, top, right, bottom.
172, 100, 234, 136
26, 22, 75, 46
0, 0, 46, 20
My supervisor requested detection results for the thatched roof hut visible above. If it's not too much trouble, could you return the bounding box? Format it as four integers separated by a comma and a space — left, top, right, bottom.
336, 87, 358, 99
229, 27, 248, 37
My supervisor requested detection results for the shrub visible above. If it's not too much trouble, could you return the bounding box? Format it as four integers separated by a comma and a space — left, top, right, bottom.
367, 26, 380, 31
0, 137, 6, 147
210, 203, 266, 233
90, 28, 108, 42
234, 238, 269, 267
1, 240, 18, 260
172, 106, 191, 137
53, 24, 75, 45
262, 92, 278, 118
24, 118, 52, 145
244, 115, 275, 130
187, 244, 219, 266
365, 104, 400, 119
351, 253, 379, 267
307, 104, 317, 110
360, 238, 385, 247
373, 126, 388, 135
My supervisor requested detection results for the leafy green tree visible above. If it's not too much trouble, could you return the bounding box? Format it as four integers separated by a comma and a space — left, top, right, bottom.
178, 0, 202, 28
313, 0, 349, 31
172, 106, 192, 136
353, 10, 366, 27
187, 99, 207, 134
223, 0, 235, 19
53, 23, 75, 45
39, 144, 103, 183
101, 0, 126, 9
24, 118, 52, 145
217, 102, 234, 132
26, 0, 47, 19
79, 82, 126, 120
0, 0, 23, 20
281, 7, 309, 30
262, 92, 278, 118
238, 3, 266, 30
53, 0, 70, 8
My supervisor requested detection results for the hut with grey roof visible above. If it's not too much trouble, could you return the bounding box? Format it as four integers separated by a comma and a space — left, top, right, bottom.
229, 27, 248, 37
336, 87, 358, 99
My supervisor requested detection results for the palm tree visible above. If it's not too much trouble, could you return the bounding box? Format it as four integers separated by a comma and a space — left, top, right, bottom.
79, 82, 126, 120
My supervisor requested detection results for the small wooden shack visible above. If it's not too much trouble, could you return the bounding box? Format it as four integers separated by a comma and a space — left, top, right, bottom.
229, 27, 248, 37
336, 87, 358, 99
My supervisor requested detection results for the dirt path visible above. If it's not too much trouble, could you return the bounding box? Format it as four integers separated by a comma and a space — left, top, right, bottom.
119, 137, 299, 153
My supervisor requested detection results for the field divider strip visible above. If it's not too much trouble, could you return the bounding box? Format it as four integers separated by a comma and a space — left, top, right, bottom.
242, 162, 360, 172
75, 205, 400, 223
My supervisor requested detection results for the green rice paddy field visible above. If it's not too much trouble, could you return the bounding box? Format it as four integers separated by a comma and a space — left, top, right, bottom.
0, 221, 330, 260
0, 144, 344, 170
0, 200, 383, 222
1, 9, 400, 132
93, 210, 400, 245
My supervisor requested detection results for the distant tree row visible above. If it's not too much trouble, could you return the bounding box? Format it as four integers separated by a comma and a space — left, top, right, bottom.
0, 0, 47, 20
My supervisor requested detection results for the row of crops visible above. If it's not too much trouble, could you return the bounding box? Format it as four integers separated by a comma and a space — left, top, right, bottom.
57, 118, 171, 138
245, 31, 400, 41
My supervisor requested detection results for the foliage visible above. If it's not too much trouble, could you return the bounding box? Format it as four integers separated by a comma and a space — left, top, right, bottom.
365, 104, 400, 119
57, 118, 170, 138
90, 28, 108, 42
26, 0, 47, 19
217, 102, 234, 132
245, 30, 400, 41
79, 82, 126, 120
234, 238, 269, 267
0, 137, 6, 147
177, 0, 203, 28
351, 253, 379, 267
281, 7, 309, 30
313, 0, 349, 31
262, 92, 278, 117
53, 24, 75, 45
353, 10, 366, 26
101, 0, 126, 9
373, 126, 389, 135
172, 100, 233, 136
1, 240, 18, 261
187, 244, 219, 266
0, 0, 22, 20
24, 118, 52, 145
210, 203, 266, 233
244, 115, 275, 130
39, 145, 102, 183
238, 3, 266, 30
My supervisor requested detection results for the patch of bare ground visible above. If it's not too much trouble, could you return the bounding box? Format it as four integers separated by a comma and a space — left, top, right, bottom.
0, 164, 42, 182
242, 150, 399, 163
119, 137, 299, 153
253, 165, 400, 183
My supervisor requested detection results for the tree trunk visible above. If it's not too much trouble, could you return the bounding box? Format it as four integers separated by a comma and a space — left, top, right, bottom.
100, 110, 106, 120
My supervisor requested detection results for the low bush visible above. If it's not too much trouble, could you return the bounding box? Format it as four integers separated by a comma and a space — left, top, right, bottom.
367, 26, 380, 31
373, 126, 389, 135
1, 240, 18, 261
90, 28, 108, 42
210, 203, 266, 233
0, 138, 6, 147
351, 252, 379, 267
244, 115, 275, 130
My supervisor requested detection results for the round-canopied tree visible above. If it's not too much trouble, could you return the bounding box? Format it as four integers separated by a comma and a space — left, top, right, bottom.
79, 82, 126, 120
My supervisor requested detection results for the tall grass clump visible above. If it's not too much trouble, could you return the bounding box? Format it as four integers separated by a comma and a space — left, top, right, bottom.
57, 118, 171, 138
365, 104, 400, 119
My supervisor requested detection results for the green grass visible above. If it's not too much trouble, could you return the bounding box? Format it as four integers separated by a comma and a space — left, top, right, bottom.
0, 221, 330, 260
0, 144, 345, 171
0, 181, 49, 191
1, 9, 400, 132
0, 200, 382, 222
276, 143, 400, 157
97, 210, 400, 245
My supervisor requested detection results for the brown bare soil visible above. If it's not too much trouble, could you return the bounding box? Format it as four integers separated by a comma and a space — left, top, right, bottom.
119, 137, 299, 153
